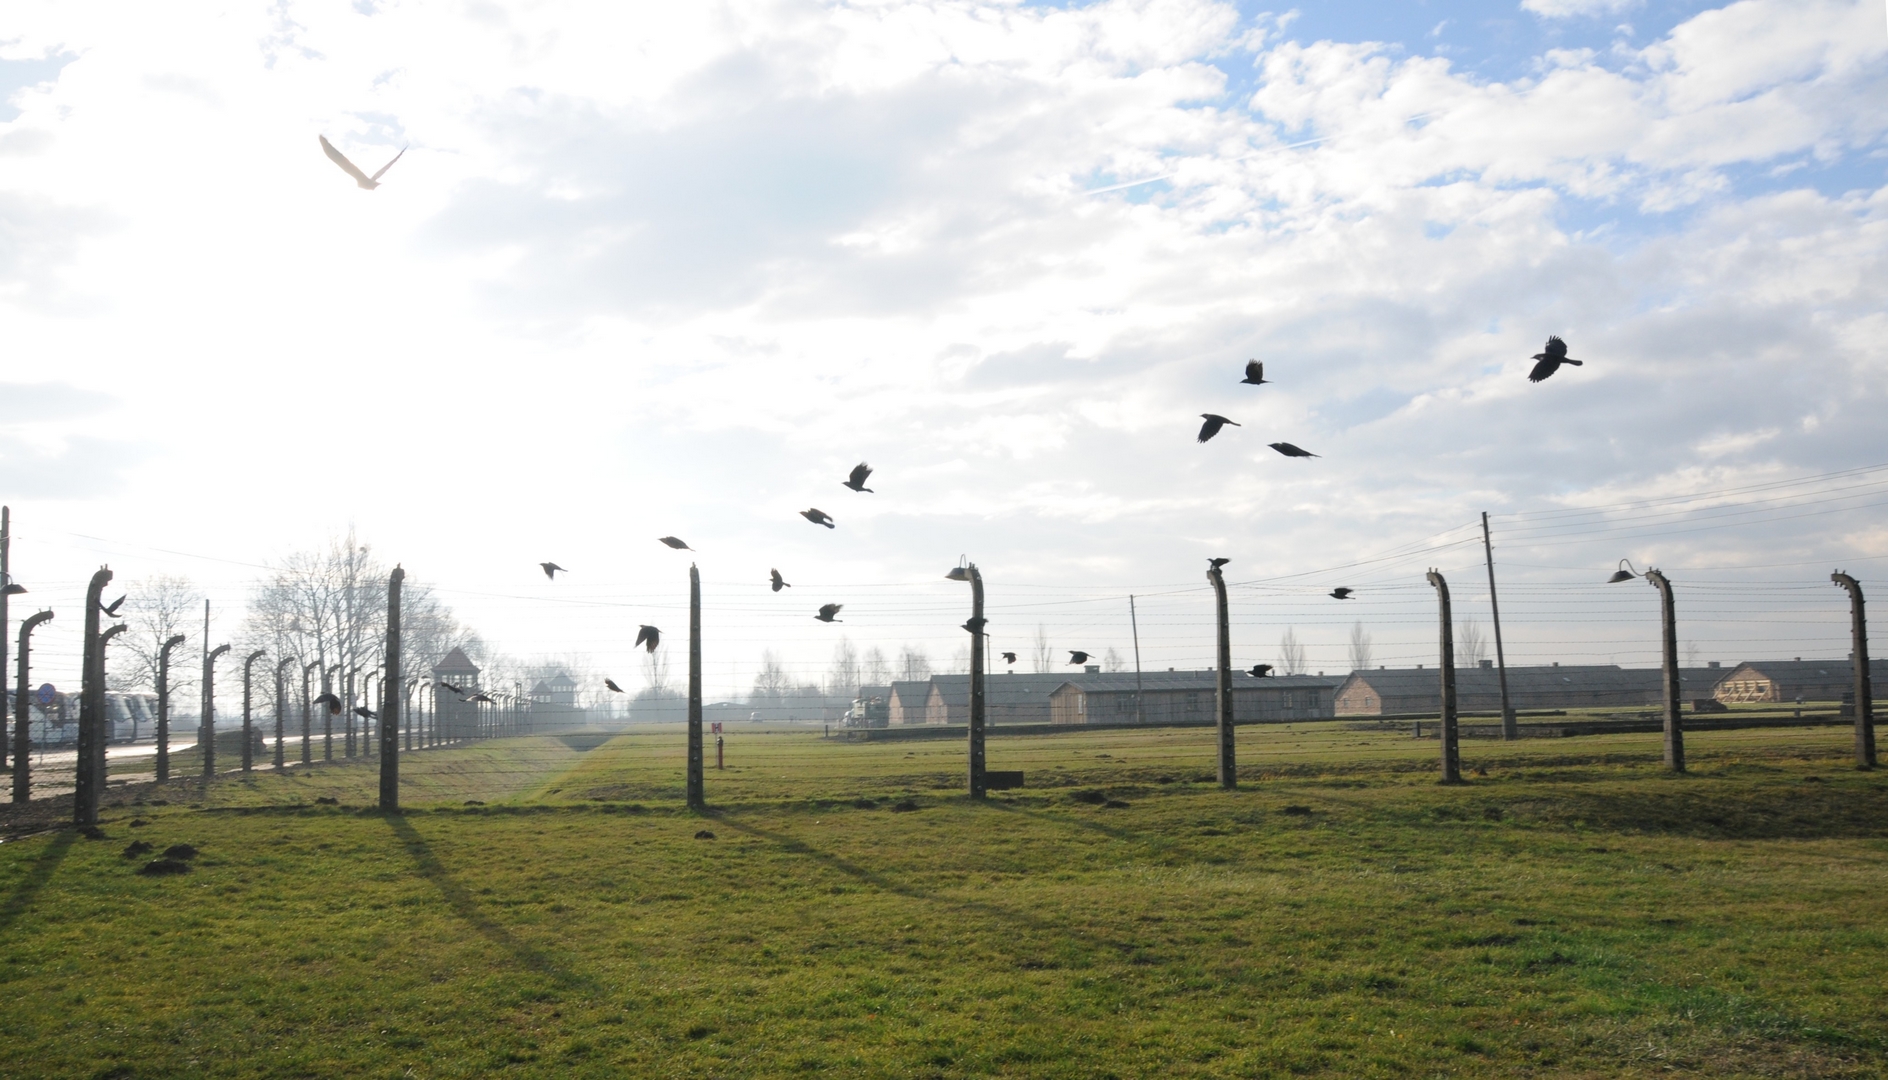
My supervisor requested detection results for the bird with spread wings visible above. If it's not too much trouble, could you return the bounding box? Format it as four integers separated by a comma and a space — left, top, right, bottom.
319, 135, 406, 190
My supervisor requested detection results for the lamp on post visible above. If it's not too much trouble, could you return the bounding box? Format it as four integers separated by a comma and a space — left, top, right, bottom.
946, 561, 987, 799
1609, 559, 1683, 772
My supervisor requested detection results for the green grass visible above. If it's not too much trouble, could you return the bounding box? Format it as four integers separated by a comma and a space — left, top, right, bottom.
2, 722, 1886, 1077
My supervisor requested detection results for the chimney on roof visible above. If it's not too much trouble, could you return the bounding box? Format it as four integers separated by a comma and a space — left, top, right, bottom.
1084, 665, 1099, 673
1707, 661, 1719, 668
1416, 664, 1423, 669
1479, 659, 1492, 669
1552, 661, 1559, 667
1795, 656, 1801, 661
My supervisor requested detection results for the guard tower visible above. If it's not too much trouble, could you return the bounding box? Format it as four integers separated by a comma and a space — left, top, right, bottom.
432, 647, 482, 740
526, 672, 584, 732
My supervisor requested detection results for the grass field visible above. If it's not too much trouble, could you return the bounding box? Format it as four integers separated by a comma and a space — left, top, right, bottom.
2, 721, 1885, 1078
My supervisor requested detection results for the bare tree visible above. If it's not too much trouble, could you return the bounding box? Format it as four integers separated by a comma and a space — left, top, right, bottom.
949, 645, 969, 674
1103, 646, 1125, 673
827, 637, 860, 697
897, 645, 932, 683
750, 650, 789, 706
1032, 624, 1052, 673
1457, 619, 1488, 667
642, 645, 671, 696
860, 646, 891, 687
111, 574, 200, 693
1279, 627, 1306, 676
1348, 621, 1373, 672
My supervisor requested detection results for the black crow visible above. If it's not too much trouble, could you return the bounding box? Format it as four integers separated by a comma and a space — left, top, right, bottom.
468, 692, 495, 704
1209, 557, 1230, 569
1269, 442, 1319, 458
1527, 336, 1583, 382
1241, 360, 1269, 386
1001, 651, 1018, 664
1068, 651, 1092, 665
354, 705, 376, 720
843, 463, 874, 493
801, 508, 836, 529
1248, 664, 1273, 677
658, 536, 693, 550
771, 569, 790, 592
1197, 414, 1240, 442
604, 678, 624, 693
101, 595, 126, 616
319, 135, 406, 190
540, 562, 566, 580
1329, 587, 1354, 600
437, 682, 464, 695
815, 604, 844, 623
313, 692, 342, 714
963, 616, 987, 634
635, 625, 661, 652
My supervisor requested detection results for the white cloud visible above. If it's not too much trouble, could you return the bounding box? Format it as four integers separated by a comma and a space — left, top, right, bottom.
1522, 0, 1640, 18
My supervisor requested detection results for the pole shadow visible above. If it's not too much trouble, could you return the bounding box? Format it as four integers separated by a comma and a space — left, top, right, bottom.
383, 815, 594, 990
0, 831, 75, 936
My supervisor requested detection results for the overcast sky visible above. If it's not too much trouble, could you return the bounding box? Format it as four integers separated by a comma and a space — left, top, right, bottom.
2, 0, 1885, 697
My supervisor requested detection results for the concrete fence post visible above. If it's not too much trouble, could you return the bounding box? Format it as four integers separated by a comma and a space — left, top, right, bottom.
687, 564, 704, 810
1426, 569, 1462, 784
1832, 571, 1875, 770
1646, 569, 1683, 773
12, 609, 52, 804
380, 567, 403, 813
1208, 564, 1236, 789
155, 634, 186, 784
74, 567, 112, 827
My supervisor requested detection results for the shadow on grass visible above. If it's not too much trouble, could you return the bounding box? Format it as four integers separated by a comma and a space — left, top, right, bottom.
0, 830, 74, 935
1488, 780, 1888, 840
702, 810, 1057, 934
384, 815, 595, 990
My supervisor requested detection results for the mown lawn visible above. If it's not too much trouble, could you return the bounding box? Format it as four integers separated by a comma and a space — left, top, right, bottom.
1, 722, 1884, 1077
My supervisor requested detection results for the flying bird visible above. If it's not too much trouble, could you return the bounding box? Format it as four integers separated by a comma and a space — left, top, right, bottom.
1209, 557, 1230, 570
313, 692, 342, 714
770, 569, 790, 592
635, 625, 662, 653
1001, 652, 1018, 665
842, 463, 874, 493
354, 706, 377, 720
1240, 360, 1270, 386
604, 678, 624, 694
815, 604, 844, 623
1269, 442, 1319, 458
1248, 664, 1274, 678
1197, 414, 1240, 443
540, 562, 566, 580
101, 595, 126, 616
800, 508, 836, 529
962, 616, 987, 634
1067, 651, 1093, 666
437, 682, 464, 695
1527, 335, 1583, 382
467, 692, 495, 704
319, 135, 406, 190
658, 536, 693, 551
1329, 587, 1354, 600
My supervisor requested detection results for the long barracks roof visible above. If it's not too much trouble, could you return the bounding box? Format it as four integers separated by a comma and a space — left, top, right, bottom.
1051, 671, 1344, 694
1338, 664, 1731, 698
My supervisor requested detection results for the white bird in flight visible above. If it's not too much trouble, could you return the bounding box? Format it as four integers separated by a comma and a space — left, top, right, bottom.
320, 135, 406, 190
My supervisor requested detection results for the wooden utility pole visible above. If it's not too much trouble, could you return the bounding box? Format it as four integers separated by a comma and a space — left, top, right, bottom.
74, 566, 111, 827
155, 634, 185, 784
1481, 513, 1516, 740
1207, 565, 1236, 788
687, 564, 704, 810
1427, 569, 1462, 784
274, 656, 294, 771
1832, 571, 1875, 769
381, 566, 404, 812
201, 640, 230, 784
1129, 594, 1145, 725
240, 650, 266, 772
1646, 568, 1683, 773
13, 609, 51, 804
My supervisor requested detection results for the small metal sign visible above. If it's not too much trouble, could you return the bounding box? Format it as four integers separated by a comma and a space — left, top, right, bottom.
710, 721, 722, 734
35, 683, 55, 706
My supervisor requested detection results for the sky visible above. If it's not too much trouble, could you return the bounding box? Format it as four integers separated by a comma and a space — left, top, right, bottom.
1, 0, 1886, 700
